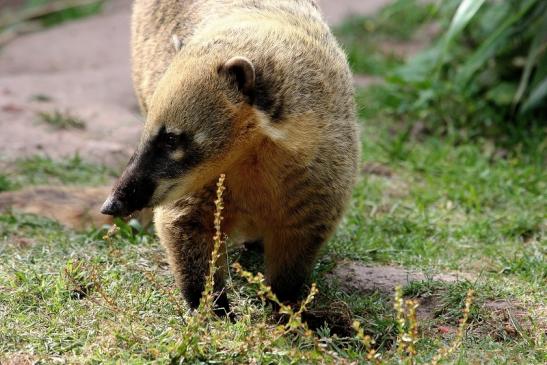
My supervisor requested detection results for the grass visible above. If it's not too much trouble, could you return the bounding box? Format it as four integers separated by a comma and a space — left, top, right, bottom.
30, 93, 53, 102
37, 110, 86, 130
25, 0, 104, 28
1, 155, 116, 190
0, 0, 104, 45
1, 1, 546, 363
1, 109, 544, 362
0, 174, 14, 192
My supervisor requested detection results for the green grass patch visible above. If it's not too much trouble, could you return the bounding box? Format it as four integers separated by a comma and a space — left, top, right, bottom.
24, 0, 103, 28
1, 155, 116, 190
2, 83, 545, 364
330, 111, 545, 288
0, 174, 14, 192
1, 116, 544, 362
37, 110, 86, 130
30, 93, 53, 102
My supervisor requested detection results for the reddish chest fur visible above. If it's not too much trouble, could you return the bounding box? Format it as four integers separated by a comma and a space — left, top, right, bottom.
227, 138, 287, 224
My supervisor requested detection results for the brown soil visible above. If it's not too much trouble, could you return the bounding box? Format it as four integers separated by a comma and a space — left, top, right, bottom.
317, 0, 392, 25
479, 300, 545, 340
0, 0, 138, 168
377, 22, 441, 59
0, 353, 36, 365
0, 185, 153, 229
362, 162, 394, 177
0, 185, 115, 228
332, 260, 470, 295
329, 261, 544, 339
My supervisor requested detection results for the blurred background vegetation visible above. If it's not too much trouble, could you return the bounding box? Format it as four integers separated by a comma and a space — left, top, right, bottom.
337, 0, 546, 150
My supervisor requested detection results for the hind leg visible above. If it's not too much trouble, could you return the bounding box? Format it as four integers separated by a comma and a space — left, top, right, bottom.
154, 188, 231, 316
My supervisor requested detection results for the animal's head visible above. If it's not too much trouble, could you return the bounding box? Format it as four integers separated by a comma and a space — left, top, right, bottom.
101, 55, 266, 217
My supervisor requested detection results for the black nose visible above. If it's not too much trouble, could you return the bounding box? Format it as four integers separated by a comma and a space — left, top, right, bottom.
100, 196, 126, 217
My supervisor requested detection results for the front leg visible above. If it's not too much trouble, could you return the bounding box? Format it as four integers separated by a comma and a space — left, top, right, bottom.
154, 189, 231, 316
264, 224, 332, 303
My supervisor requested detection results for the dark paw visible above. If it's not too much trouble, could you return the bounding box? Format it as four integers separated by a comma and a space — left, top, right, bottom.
243, 240, 264, 253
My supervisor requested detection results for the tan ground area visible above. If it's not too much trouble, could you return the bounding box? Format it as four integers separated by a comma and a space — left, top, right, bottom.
0, 0, 137, 167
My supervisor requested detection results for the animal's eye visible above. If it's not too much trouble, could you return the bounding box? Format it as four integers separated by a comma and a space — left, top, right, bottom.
166, 134, 177, 147
160, 133, 178, 149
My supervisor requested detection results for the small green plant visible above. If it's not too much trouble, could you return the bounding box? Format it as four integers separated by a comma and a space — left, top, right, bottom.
24, 0, 104, 28
0, 174, 14, 192
37, 110, 86, 130
62, 258, 95, 300
30, 94, 52, 102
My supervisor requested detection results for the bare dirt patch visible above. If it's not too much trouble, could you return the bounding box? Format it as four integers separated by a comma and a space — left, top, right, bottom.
0, 186, 114, 229
478, 300, 545, 341
332, 261, 469, 295
0, 353, 36, 365
0, 0, 139, 168
318, 0, 393, 25
0, 185, 154, 229
362, 162, 394, 177
353, 74, 385, 88
330, 261, 544, 340
4, 234, 36, 248
378, 22, 441, 59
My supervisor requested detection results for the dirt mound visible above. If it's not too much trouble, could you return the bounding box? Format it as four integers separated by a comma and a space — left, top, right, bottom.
0, 185, 114, 229
332, 261, 470, 295
0, 353, 36, 365
330, 261, 543, 339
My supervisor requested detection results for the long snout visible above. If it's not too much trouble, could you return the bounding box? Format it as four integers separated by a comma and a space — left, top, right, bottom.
100, 151, 157, 217
100, 195, 129, 217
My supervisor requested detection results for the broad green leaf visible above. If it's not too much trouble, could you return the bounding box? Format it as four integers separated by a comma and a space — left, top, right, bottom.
457, 0, 539, 85
513, 12, 547, 108
445, 0, 487, 44
436, 0, 486, 78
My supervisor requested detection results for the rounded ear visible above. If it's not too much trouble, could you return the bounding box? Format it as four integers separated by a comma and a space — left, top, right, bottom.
219, 56, 255, 100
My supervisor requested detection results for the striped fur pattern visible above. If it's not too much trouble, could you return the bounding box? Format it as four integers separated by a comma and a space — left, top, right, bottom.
126, 0, 359, 311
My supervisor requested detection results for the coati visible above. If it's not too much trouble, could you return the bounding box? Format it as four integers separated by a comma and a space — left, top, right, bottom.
101, 0, 359, 315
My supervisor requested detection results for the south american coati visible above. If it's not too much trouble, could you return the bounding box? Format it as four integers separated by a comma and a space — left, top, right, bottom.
101, 0, 359, 315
